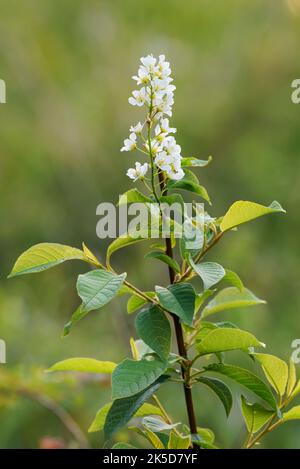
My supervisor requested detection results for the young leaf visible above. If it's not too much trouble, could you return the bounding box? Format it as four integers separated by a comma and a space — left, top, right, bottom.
104, 375, 168, 439
241, 396, 275, 434
181, 156, 212, 167
135, 305, 171, 361
8, 243, 89, 277
167, 432, 191, 449
166, 170, 211, 203
290, 380, 300, 401
112, 358, 168, 400
196, 427, 215, 444
141, 428, 165, 449
47, 358, 116, 374
196, 328, 263, 356
113, 443, 137, 449
282, 405, 300, 422
286, 358, 297, 397
189, 257, 225, 290
192, 427, 217, 449
155, 283, 196, 326
145, 251, 181, 274
127, 292, 155, 314
254, 353, 288, 397
196, 377, 232, 416
223, 269, 244, 291
142, 417, 179, 433
118, 188, 153, 205
131, 339, 155, 360
205, 363, 277, 409
77, 270, 126, 313
89, 402, 162, 433
220, 200, 286, 232
82, 242, 102, 267
202, 287, 266, 319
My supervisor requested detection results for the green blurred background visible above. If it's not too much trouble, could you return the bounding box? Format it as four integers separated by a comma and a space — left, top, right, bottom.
1, 0, 300, 448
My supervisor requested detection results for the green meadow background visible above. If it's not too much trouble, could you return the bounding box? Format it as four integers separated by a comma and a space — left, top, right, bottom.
1, 0, 300, 448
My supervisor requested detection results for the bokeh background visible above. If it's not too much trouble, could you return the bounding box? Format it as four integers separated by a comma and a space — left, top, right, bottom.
1, 0, 300, 448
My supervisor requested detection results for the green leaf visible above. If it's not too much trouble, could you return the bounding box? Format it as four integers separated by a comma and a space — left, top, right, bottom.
8, 243, 89, 277
254, 353, 288, 397
168, 432, 191, 449
290, 380, 300, 400
181, 156, 212, 167
104, 375, 168, 439
89, 402, 162, 433
63, 304, 89, 336
141, 428, 165, 449
135, 305, 171, 361
145, 251, 180, 274
129, 425, 166, 448
241, 396, 275, 434
47, 357, 116, 374
107, 230, 158, 267
127, 292, 155, 314
142, 417, 179, 433
196, 427, 215, 444
77, 270, 126, 313
286, 358, 297, 397
202, 287, 266, 319
205, 363, 277, 410
192, 427, 217, 449
223, 270, 244, 291
196, 328, 262, 356
194, 290, 215, 313
112, 358, 168, 400
155, 283, 196, 326
196, 377, 233, 416
118, 188, 153, 205
112, 443, 137, 449
220, 200, 286, 232
166, 170, 211, 203
282, 405, 300, 422
189, 257, 225, 290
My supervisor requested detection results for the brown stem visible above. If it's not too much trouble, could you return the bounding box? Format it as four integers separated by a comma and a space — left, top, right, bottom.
158, 171, 198, 445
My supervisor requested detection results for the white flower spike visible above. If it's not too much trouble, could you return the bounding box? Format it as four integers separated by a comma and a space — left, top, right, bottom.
122, 54, 185, 183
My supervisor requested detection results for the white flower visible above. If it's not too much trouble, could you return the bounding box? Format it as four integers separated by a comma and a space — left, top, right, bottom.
163, 135, 181, 156
130, 122, 143, 134
128, 87, 148, 107
121, 133, 137, 152
132, 55, 157, 85
144, 138, 163, 155
155, 118, 176, 137
168, 167, 184, 180
155, 151, 184, 181
156, 55, 172, 79
126, 162, 148, 181
156, 92, 174, 116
